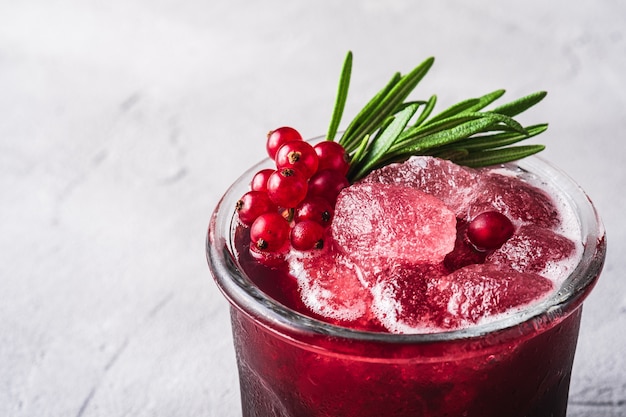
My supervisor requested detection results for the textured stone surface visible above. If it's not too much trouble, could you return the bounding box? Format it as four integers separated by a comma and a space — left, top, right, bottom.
1, 0, 625, 416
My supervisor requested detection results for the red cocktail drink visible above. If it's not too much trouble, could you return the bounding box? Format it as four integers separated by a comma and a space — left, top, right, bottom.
208, 149, 605, 416
229, 301, 582, 416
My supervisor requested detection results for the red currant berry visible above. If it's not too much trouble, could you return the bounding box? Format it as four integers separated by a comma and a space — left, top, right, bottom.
266, 126, 303, 159
275, 140, 319, 179
235, 191, 277, 226
467, 211, 515, 251
294, 196, 334, 227
250, 168, 275, 192
266, 168, 308, 208
250, 212, 290, 252
313, 141, 350, 175
307, 169, 350, 204
291, 220, 326, 251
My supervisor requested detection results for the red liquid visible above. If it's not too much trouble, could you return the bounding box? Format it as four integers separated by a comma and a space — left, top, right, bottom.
230, 303, 582, 417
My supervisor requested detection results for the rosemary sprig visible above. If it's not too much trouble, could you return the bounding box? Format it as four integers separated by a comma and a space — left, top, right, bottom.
327, 51, 548, 183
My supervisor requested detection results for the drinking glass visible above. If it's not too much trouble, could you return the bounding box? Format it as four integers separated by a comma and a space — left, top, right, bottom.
207, 148, 606, 417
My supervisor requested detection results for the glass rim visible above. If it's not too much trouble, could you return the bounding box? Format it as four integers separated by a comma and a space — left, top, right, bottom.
207, 142, 606, 345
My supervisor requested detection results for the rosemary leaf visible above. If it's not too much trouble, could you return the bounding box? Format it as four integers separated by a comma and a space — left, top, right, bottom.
424, 89, 505, 125
350, 134, 371, 167
326, 51, 352, 142
392, 111, 525, 154
424, 97, 481, 125
392, 116, 503, 157
469, 89, 508, 111
490, 91, 547, 117
453, 145, 546, 167
435, 124, 548, 153
413, 94, 437, 127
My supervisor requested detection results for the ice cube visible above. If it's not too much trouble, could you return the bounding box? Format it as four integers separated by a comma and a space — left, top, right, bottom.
288, 244, 372, 325
331, 182, 457, 264
368, 261, 448, 333
469, 172, 560, 228
485, 225, 576, 277
436, 264, 554, 328
361, 156, 479, 215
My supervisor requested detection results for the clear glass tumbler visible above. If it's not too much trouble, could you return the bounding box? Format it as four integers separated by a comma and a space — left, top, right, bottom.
207, 150, 606, 417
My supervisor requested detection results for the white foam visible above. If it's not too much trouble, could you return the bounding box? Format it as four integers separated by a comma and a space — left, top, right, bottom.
515, 171, 583, 285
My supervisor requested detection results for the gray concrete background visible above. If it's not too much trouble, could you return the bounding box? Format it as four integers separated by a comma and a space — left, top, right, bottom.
1, 1, 625, 416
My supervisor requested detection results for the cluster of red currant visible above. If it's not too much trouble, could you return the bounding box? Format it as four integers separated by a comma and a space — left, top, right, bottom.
236, 127, 350, 254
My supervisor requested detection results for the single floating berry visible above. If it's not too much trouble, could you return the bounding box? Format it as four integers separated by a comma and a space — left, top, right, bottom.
467, 211, 515, 251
